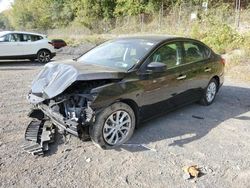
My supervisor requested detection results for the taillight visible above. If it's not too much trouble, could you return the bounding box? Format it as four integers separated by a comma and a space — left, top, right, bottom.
48, 42, 53, 46
220, 58, 225, 66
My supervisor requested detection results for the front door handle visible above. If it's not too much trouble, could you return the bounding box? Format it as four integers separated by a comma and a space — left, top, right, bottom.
205, 67, 212, 72
176, 75, 186, 80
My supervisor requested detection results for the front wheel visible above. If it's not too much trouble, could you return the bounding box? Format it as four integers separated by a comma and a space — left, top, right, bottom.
37, 50, 51, 63
90, 102, 136, 149
200, 78, 218, 106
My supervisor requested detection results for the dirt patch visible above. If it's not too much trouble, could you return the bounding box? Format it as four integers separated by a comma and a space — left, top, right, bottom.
57, 43, 95, 57
0, 56, 250, 188
223, 49, 250, 82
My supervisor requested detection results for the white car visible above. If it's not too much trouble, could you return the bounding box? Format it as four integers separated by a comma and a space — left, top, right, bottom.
0, 31, 56, 63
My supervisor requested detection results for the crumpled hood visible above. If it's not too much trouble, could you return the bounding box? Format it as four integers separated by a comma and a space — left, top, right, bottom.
30, 60, 125, 101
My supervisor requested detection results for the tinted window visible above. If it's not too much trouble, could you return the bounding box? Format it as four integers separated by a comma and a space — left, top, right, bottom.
184, 42, 210, 63
20, 34, 43, 42
149, 42, 182, 69
22, 34, 31, 42
0, 33, 43, 42
30, 35, 43, 41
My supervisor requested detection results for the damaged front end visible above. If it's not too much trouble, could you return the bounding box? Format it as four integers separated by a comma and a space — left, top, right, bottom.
23, 61, 124, 155
24, 81, 103, 155
37, 89, 96, 137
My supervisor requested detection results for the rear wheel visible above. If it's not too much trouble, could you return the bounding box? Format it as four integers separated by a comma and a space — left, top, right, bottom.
90, 102, 135, 149
200, 78, 218, 105
37, 50, 51, 63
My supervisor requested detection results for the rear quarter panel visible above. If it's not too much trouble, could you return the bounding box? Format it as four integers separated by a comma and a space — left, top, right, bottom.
209, 53, 224, 87
34, 39, 56, 54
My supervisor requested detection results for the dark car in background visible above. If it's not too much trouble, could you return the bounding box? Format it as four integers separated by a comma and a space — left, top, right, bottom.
51, 39, 67, 49
26, 35, 224, 153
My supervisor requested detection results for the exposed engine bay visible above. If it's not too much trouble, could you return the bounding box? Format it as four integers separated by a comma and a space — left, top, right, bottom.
42, 80, 113, 134
25, 79, 116, 155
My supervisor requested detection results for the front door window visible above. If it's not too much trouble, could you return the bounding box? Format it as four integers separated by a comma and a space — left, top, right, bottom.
149, 42, 182, 69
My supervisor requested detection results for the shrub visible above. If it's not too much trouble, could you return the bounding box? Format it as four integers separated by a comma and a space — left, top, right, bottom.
202, 22, 243, 54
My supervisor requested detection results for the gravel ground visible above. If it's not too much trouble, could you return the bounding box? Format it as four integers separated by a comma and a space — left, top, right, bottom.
0, 54, 250, 188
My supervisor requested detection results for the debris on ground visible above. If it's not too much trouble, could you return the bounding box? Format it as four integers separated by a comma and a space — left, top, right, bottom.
22, 120, 55, 156
182, 172, 191, 180
201, 166, 214, 174
182, 165, 200, 179
192, 115, 204, 120
62, 148, 72, 153
86, 158, 92, 163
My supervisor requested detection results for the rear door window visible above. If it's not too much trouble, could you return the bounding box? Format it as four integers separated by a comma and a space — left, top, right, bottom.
18, 34, 43, 42
183, 41, 211, 63
22, 34, 32, 42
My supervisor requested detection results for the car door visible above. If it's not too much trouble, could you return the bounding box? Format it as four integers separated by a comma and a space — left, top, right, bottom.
20, 34, 34, 55
21, 34, 43, 55
138, 41, 192, 119
181, 40, 214, 98
0, 33, 24, 57
0, 34, 17, 56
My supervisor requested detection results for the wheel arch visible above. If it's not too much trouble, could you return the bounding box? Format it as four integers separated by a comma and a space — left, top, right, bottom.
37, 48, 51, 56
118, 99, 140, 126
211, 75, 220, 91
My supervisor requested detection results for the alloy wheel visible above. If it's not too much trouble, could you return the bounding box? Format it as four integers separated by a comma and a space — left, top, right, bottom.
206, 82, 217, 103
103, 110, 132, 146
38, 51, 50, 63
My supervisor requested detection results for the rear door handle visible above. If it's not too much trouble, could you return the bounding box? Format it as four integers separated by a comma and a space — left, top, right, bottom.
205, 68, 211, 72
176, 75, 186, 80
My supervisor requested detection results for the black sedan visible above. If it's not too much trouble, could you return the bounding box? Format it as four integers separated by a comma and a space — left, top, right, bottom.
26, 36, 224, 152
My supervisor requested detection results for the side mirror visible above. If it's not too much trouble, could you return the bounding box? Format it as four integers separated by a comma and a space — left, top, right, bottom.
147, 62, 166, 73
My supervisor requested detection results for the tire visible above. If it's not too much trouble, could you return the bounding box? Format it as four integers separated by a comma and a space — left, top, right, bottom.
90, 102, 136, 149
37, 50, 51, 63
200, 78, 218, 106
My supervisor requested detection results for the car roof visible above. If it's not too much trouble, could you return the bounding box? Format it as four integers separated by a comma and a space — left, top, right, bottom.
115, 35, 191, 43
0, 31, 46, 37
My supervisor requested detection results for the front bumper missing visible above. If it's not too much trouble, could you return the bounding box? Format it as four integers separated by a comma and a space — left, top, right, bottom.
38, 104, 79, 136
22, 120, 55, 156
23, 103, 94, 155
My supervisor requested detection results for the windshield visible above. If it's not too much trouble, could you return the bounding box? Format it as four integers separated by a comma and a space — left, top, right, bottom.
77, 39, 157, 71
0, 32, 8, 41
0, 31, 9, 37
